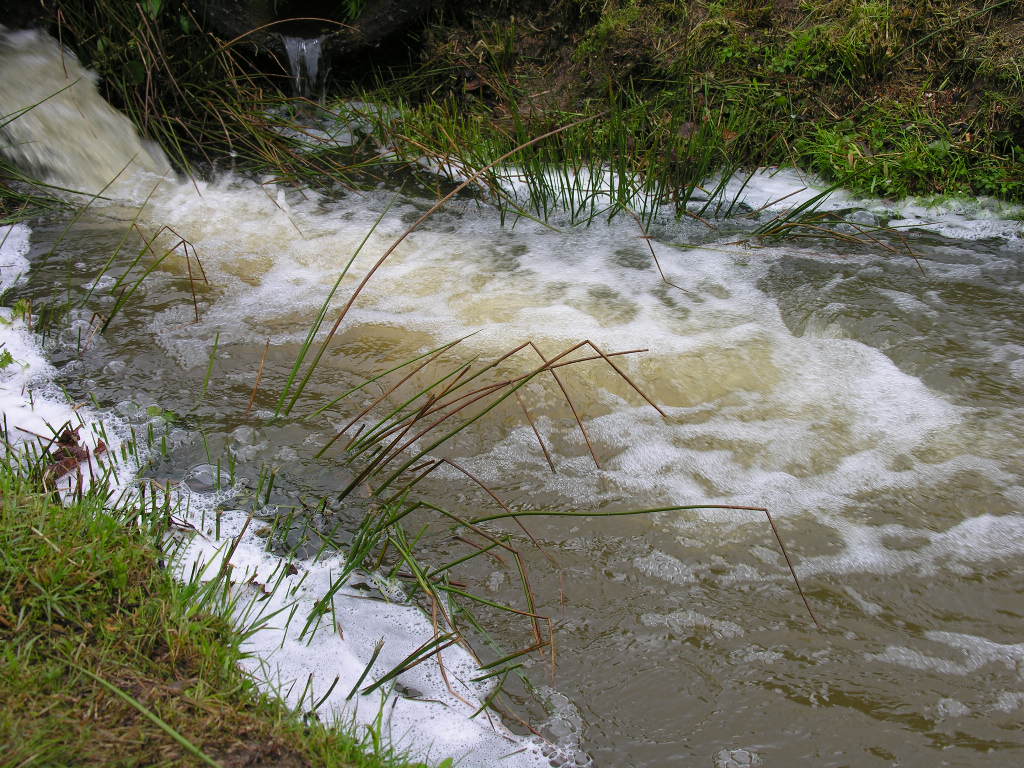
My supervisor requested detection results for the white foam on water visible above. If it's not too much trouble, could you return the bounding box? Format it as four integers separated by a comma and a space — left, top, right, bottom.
867, 630, 1024, 679
883, 197, 1024, 241
712, 167, 1024, 241
713, 748, 763, 768
640, 609, 745, 641
2, 223, 81, 450
633, 550, 698, 585
0, 223, 30, 292
713, 167, 851, 213
121, 168, 1024, 593
172, 500, 576, 768
932, 698, 971, 719
1, 223, 128, 493
994, 692, 1024, 712
796, 506, 1024, 579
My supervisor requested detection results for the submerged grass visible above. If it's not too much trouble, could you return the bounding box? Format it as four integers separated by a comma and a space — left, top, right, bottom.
269, 322, 823, 720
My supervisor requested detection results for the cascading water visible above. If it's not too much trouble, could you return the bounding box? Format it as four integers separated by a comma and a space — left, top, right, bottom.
281, 35, 326, 99
4, 26, 1024, 768
0, 28, 173, 196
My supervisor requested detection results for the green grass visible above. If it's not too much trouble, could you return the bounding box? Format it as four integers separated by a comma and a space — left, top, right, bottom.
0, 445, 428, 768
391, 0, 1024, 205
795, 103, 1021, 200
17, 0, 1018, 227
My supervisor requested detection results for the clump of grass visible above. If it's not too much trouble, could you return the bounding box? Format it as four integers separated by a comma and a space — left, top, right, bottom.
0, 433, 428, 768
323, 78, 789, 226
269, 323, 822, 713
395, 0, 1024, 204
796, 101, 1022, 200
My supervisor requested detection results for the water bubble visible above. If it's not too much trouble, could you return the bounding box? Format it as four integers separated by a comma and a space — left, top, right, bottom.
713, 747, 763, 768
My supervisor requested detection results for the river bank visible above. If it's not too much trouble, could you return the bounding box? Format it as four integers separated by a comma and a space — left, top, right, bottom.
4, 1, 1020, 212
0, 444, 429, 768
3, 6, 1024, 767
410, 0, 1024, 203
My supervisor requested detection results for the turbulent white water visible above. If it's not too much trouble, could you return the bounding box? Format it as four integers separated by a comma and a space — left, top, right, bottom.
4, 26, 1024, 768
0, 28, 173, 196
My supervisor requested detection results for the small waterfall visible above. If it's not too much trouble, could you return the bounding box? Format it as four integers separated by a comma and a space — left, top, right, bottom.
0, 27, 173, 196
281, 35, 326, 99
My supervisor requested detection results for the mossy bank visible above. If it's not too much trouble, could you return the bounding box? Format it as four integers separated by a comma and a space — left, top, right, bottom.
4, 1, 1022, 215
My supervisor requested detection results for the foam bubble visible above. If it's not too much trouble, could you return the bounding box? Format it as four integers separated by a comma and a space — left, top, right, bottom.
867, 631, 1024, 678
799, 512, 1024, 578
932, 698, 971, 719
713, 747, 763, 768
883, 198, 1024, 241
641, 609, 745, 640
0, 223, 30, 293
994, 692, 1024, 712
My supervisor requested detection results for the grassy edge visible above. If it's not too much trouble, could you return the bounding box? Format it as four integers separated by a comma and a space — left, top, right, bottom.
386, 0, 1024, 205
0, 453, 428, 768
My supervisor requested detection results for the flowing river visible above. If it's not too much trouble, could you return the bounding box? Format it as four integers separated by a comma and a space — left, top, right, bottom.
3, 28, 1023, 768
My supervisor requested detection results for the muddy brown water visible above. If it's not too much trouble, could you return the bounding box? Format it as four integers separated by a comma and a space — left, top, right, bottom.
14, 178, 1024, 767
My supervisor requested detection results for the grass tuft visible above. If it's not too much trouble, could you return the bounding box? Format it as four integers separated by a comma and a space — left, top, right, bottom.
0, 438, 427, 768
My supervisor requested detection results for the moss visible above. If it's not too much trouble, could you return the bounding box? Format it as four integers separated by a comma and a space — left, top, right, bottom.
574, 0, 691, 81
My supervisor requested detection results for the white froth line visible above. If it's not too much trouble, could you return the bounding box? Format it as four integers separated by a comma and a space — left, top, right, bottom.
868, 630, 1024, 680
168, 503, 561, 767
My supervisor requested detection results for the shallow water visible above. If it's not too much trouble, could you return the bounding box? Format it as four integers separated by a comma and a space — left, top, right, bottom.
12, 175, 1023, 766
5, 28, 1024, 768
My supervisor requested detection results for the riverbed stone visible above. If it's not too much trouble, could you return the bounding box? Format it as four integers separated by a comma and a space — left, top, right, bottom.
195, 0, 433, 59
